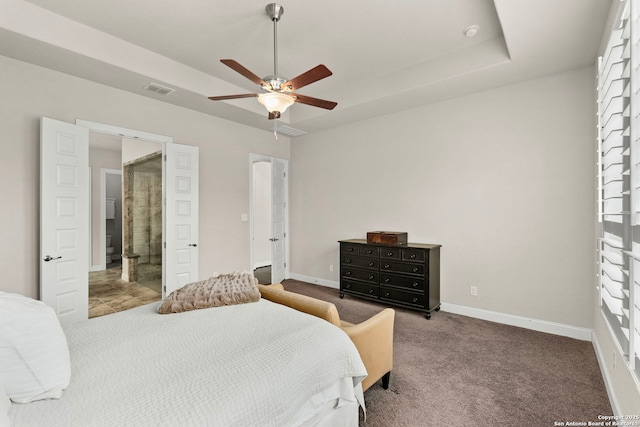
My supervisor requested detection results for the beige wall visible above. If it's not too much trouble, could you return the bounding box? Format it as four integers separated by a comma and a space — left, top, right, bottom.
290, 66, 596, 329
0, 54, 289, 298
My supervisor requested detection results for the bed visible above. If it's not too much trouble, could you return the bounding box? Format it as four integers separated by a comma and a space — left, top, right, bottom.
3, 294, 367, 427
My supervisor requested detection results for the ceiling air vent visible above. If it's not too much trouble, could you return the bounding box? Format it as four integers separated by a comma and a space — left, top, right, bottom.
275, 124, 307, 137
144, 82, 175, 96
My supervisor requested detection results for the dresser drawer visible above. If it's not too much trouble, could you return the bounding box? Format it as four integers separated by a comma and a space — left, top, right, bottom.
380, 260, 425, 275
359, 245, 379, 257
341, 243, 359, 255
380, 247, 401, 260
380, 287, 426, 308
341, 255, 378, 270
402, 249, 426, 262
380, 273, 425, 291
342, 267, 379, 283
342, 280, 379, 298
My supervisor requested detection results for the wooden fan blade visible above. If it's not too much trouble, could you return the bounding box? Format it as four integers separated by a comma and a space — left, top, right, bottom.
208, 93, 258, 101
293, 93, 337, 110
282, 65, 332, 91
220, 59, 268, 87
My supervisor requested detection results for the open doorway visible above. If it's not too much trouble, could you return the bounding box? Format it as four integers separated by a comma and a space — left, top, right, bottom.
250, 154, 289, 285
41, 118, 199, 324
87, 134, 163, 318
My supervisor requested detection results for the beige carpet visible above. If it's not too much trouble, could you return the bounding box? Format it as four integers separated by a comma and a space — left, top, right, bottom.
281, 279, 612, 427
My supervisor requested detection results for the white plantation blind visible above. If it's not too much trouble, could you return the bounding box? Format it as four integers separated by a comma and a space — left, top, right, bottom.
598, 0, 639, 382
631, 0, 640, 380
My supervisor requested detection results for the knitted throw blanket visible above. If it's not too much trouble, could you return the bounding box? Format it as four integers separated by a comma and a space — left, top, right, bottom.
157, 272, 260, 314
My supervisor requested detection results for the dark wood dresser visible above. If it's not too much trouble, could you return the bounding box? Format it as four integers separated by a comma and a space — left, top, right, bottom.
338, 239, 441, 319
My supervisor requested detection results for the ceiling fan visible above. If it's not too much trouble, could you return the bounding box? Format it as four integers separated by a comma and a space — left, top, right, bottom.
208, 3, 337, 120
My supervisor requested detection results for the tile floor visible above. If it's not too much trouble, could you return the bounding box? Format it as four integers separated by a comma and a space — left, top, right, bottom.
89, 265, 161, 318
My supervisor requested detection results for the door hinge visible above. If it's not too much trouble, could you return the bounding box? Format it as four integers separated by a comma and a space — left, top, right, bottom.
284, 232, 286, 238
284, 262, 287, 268
283, 172, 286, 178
164, 154, 167, 161
164, 242, 166, 249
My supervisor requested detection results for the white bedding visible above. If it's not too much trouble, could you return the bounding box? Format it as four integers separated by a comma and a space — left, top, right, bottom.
8, 299, 367, 427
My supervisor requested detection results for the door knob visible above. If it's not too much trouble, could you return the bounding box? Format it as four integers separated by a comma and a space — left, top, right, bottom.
188, 243, 198, 247
43, 255, 62, 262
269, 238, 279, 242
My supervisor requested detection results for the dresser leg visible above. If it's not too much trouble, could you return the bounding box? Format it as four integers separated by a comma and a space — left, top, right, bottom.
339, 292, 344, 299
425, 312, 431, 319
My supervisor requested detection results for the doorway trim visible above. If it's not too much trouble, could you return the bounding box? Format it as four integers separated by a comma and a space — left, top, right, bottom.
249, 153, 289, 284
76, 120, 173, 143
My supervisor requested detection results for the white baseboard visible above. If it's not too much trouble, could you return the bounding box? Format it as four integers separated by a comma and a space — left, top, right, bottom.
591, 332, 622, 416
287, 272, 339, 289
440, 302, 592, 341
287, 273, 592, 341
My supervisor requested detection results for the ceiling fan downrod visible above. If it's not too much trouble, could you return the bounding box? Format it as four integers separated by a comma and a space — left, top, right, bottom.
266, 3, 284, 82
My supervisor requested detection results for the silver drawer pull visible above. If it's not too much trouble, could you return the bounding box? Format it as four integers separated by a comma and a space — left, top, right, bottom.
368, 262, 374, 267
387, 252, 393, 256
412, 267, 419, 273
368, 289, 375, 294
413, 282, 418, 287
385, 292, 390, 297
368, 275, 374, 280
345, 259, 352, 263
412, 297, 418, 303
346, 271, 352, 276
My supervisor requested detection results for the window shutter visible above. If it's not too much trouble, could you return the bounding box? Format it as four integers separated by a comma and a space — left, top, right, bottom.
598, 0, 634, 370
630, 0, 640, 377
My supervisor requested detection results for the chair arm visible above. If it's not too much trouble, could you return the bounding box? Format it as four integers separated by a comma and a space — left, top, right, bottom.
258, 283, 284, 292
340, 308, 395, 391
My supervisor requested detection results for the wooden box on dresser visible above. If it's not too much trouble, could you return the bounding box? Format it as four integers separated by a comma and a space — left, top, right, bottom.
338, 239, 441, 319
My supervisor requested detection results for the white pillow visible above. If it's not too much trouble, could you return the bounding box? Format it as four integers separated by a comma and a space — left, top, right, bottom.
0, 291, 71, 403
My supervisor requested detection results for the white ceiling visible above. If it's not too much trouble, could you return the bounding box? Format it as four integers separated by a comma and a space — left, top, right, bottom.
0, 0, 614, 135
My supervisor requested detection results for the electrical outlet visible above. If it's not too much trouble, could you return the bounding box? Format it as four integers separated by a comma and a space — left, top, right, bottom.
329, 264, 334, 272
470, 286, 478, 296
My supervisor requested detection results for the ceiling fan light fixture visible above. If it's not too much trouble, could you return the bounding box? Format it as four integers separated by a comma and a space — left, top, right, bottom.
258, 92, 295, 115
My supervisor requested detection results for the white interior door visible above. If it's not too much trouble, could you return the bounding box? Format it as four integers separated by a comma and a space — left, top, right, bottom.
164, 142, 199, 297
40, 117, 89, 325
271, 158, 287, 284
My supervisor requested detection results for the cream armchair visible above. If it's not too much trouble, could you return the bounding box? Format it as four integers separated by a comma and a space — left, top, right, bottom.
258, 283, 395, 392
